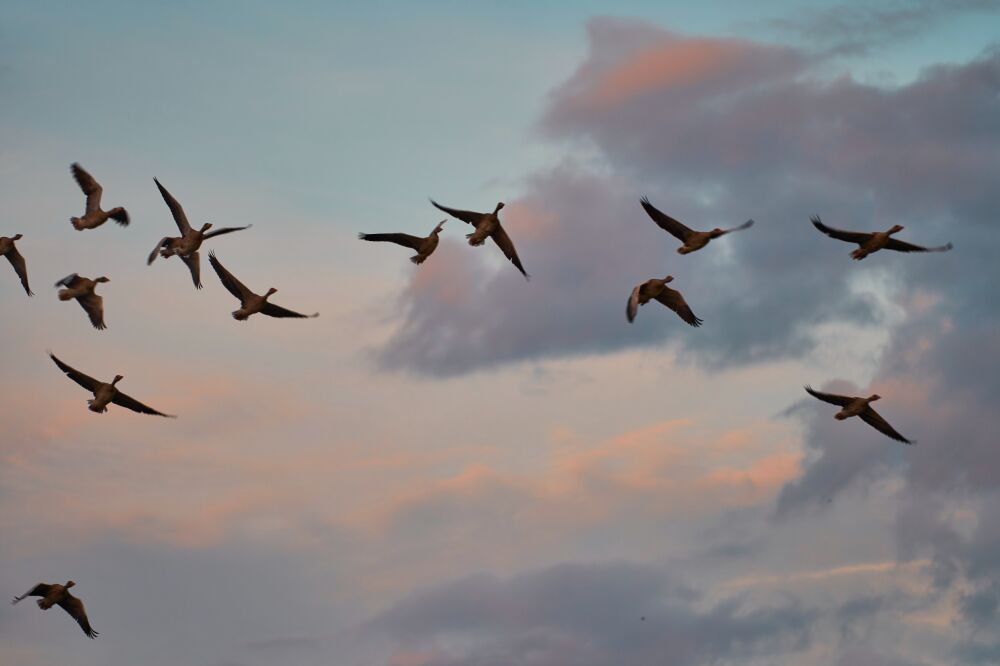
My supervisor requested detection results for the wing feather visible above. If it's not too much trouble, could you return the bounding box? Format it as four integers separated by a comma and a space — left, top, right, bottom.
5, 246, 31, 295
884, 238, 953, 254
358, 232, 424, 250
71, 164, 102, 213
260, 302, 319, 319
181, 252, 202, 289
49, 353, 102, 392
654, 286, 703, 327
860, 406, 913, 444
430, 199, 483, 226
640, 197, 694, 242
804, 385, 853, 407
57, 593, 99, 638
112, 390, 176, 418
77, 293, 106, 330
491, 223, 529, 279
154, 178, 192, 234
810, 216, 872, 244
207, 252, 251, 301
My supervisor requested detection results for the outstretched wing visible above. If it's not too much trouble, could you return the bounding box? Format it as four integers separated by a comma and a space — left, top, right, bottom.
640, 197, 694, 242
5, 246, 32, 295
810, 216, 872, 244
804, 385, 853, 407
358, 232, 424, 250
203, 224, 252, 240
261, 302, 319, 319
57, 593, 99, 638
147, 237, 171, 265
626, 284, 642, 323
207, 252, 252, 301
491, 223, 529, 279
112, 390, 176, 418
12, 583, 52, 604
654, 287, 703, 327
181, 252, 202, 289
430, 199, 483, 226
860, 406, 913, 444
49, 353, 102, 392
71, 163, 102, 213
77, 293, 106, 330
154, 178, 192, 234
884, 238, 953, 254
719, 219, 755, 235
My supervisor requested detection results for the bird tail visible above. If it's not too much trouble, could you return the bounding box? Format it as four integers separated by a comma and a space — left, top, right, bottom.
58, 289, 73, 301
232, 310, 248, 321
410, 255, 426, 265
87, 399, 107, 413
37, 598, 53, 610
70, 217, 83, 230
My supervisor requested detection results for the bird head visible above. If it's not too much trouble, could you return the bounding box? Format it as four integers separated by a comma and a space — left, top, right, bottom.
265, 287, 278, 298
65, 581, 76, 588
434, 219, 448, 233
96, 276, 110, 283
663, 275, 674, 283
888, 225, 904, 234
677, 247, 692, 255
494, 202, 505, 214
11, 233, 22, 241
112, 375, 124, 386
710, 228, 725, 238
200, 223, 214, 233
868, 394, 882, 402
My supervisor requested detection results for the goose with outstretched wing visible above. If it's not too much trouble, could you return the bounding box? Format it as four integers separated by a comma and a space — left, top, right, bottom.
68, 163, 129, 231
359, 219, 447, 264
627, 275, 703, 327
0, 234, 31, 295
430, 199, 529, 279
641, 197, 753, 255
49, 352, 175, 417
208, 252, 318, 321
804, 385, 912, 444
810, 216, 952, 260
12, 581, 98, 639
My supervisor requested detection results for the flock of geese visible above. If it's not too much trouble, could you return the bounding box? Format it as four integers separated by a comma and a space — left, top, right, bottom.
4, 161, 954, 639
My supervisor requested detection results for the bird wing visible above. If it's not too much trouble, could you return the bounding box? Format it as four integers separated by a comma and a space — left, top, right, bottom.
358, 232, 424, 250
154, 178, 192, 234
71, 164, 103, 213
260, 301, 319, 319
181, 252, 202, 289
202, 224, 252, 240
77, 293, 106, 330
49, 353, 102, 392
860, 406, 913, 444
57, 593, 99, 638
430, 199, 483, 226
112, 390, 176, 418
5, 246, 32, 295
207, 252, 251, 301
654, 286, 703, 327
810, 216, 872, 244
626, 284, 642, 323
55, 273, 84, 289
490, 223, 530, 279
719, 219, 755, 235
804, 385, 854, 407
640, 197, 694, 242
884, 238, 953, 254
147, 237, 171, 265
12, 583, 52, 603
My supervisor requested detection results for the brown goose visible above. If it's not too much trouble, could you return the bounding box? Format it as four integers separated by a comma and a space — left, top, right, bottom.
207, 252, 318, 321
627, 276, 702, 326
55, 274, 108, 330
12, 581, 98, 639
0, 234, 32, 295
49, 352, 176, 417
148, 178, 252, 289
641, 197, 753, 255
358, 220, 447, 264
811, 216, 952, 260
69, 163, 129, 230
430, 199, 529, 279
804, 385, 912, 444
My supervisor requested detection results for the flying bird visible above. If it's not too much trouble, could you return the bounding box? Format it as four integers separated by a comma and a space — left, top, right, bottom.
804, 385, 912, 444
810, 216, 953, 260
430, 199, 529, 279
0, 234, 32, 295
207, 252, 318, 321
49, 352, 176, 417
55, 274, 109, 330
12, 581, 98, 639
68, 163, 130, 230
358, 219, 447, 264
641, 197, 753, 255
627, 276, 703, 327
148, 178, 252, 288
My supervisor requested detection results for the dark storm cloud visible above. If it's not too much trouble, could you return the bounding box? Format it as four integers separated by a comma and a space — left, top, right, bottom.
379, 17, 1000, 376
365, 561, 817, 666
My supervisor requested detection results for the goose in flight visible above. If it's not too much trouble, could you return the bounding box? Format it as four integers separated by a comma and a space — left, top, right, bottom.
0, 234, 32, 295
430, 199, 529, 279
627, 276, 703, 327
358, 220, 447, 264
804, 385, 912, 444
641, 197, 753, 255
49, 352, 175, 417
207, 252, 318, 321
55, 274, 108, 330
12, 581, 98, 639
68, 163, 129, 231
148, 178, 252, 288
810, 216, 952, 260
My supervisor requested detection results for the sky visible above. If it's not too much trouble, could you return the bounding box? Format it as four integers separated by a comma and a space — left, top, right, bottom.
1, 1, 999, 664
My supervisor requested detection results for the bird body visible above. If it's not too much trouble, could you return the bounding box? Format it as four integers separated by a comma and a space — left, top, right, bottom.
207, 252, 319, 321
12, 580, 99, 638
640, 197, 753, 255
810, 217, 952, 260
358, 220, 447, 264
804, 385, 912, 444
430, 199, 529, 279
627, 276, 703, 326
148, 178, 251, 288
48, 352, 175, 417
69, 163, 129, 231
0, 234, 32, 295
55, 274, 109, 330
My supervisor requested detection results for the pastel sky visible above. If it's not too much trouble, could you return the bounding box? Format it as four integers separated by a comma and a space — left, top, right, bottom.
2, 1, 999, 665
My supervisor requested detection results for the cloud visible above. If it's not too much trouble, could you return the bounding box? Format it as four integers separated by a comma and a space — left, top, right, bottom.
379, 18, 996, 376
